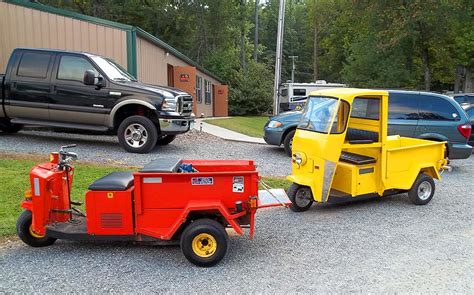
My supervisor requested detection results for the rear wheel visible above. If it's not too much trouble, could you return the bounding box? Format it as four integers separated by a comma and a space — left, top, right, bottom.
0, 122, 23, 133
180, 219, 229, 267
408, 173, 435, 205
288, 184, 313, 212
118, 115, 158, 153
156, 134, 176, 145
283, 130, 295, 157
16, 211, 56, 247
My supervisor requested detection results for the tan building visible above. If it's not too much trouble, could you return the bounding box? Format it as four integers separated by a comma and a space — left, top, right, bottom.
0, 0, 228, 117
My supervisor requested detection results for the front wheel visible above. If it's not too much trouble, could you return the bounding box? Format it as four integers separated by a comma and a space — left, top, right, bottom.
16, 211, 56, 247
283, 130, 295, 157
180, 219, 229, 267
156, 134, 176, 145
288, 184, 313, 212
117, 116, 158, 153
408, 173, 435, 205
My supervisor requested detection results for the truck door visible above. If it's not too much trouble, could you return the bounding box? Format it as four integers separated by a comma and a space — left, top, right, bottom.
5, 50, 54, 120
49, 54, 108, 125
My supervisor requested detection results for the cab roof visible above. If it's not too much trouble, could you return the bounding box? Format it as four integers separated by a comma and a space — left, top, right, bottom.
308, 88, 388, 99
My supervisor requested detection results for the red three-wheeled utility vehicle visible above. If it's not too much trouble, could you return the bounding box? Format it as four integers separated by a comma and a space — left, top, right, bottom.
16, 145, 290, 266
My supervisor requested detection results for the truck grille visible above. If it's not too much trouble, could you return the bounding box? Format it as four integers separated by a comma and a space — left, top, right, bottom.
178, 95, 193, 116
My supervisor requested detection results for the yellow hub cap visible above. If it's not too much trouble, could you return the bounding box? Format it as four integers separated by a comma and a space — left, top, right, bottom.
29, 225, 45, 239
192, 233, 217, 258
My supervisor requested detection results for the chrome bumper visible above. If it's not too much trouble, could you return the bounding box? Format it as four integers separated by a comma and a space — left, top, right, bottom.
159, 117, 193, 134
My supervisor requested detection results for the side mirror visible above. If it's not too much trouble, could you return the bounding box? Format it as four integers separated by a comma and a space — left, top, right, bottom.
83, 70, 96, 85
83, 70, 105, 89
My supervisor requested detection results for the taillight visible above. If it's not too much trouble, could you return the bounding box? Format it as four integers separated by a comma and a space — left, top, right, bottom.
249, 196, 258, 209
457, 124, 472, 139
24, 190, 32, 200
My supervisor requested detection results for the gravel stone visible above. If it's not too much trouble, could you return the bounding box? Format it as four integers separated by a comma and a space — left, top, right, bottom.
0, 129, 472, 292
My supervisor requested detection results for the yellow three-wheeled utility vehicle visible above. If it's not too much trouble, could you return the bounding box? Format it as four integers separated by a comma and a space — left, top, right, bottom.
287, 88, 449, 211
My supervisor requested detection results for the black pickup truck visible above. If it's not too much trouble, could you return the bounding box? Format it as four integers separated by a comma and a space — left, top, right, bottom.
0, 48, 194, 153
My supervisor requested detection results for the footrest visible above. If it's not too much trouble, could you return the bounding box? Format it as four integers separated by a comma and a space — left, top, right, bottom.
340, 151, 376, 165
70, 200, 83, 206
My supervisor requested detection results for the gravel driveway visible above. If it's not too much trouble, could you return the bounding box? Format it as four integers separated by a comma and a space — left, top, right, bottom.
0, 130, 472, 292
0, 129, 291, 176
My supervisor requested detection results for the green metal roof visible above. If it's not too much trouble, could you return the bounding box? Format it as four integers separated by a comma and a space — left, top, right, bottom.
6, 0, 224, 83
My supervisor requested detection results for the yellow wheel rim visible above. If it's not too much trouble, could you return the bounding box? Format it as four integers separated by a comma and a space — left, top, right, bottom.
192, 233, 217, 258
29, 225, 45, 239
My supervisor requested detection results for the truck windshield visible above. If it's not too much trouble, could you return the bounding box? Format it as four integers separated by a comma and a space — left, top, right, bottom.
297, 96, 338, 133
90, 56, 137, 82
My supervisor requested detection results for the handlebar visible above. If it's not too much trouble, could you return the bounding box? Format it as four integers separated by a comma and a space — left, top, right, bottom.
57, 144, 78, 167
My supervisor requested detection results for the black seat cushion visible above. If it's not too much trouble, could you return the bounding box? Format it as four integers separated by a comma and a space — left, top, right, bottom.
340, 151, 376, 165
140, 158, 182, 173
346, 128, 379, 142
88, 172, 134, 191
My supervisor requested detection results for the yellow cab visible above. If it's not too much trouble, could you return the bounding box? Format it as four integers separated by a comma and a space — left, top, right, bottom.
287, 88, 449, 211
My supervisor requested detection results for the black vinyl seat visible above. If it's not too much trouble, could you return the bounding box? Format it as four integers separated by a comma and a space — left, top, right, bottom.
88, 172, 134, 191
339, 151, 376, 165
346, 128, 379, 143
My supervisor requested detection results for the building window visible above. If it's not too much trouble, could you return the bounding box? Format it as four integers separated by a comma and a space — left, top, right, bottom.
196, 76, 202, 103
205, 79, 212, 105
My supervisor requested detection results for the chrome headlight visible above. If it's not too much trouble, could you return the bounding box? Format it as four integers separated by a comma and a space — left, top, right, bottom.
162, 96, 178, 112
267, 120, 283, 128
292, 152, 307, 166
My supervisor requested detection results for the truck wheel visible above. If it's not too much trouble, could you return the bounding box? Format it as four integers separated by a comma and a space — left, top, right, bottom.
118, 116, 158, 153
156, 135, 176, 145
180, 219, 229, 267
0, 122, 23, 133
283, 130, 295, 157
408, 173, 435, 205
288, 184, 313, 212
16, 211, 56, 247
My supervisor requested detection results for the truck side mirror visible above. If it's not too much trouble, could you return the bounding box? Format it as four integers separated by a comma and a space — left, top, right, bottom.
83, 70, 105, 89
83, 70, 96, 85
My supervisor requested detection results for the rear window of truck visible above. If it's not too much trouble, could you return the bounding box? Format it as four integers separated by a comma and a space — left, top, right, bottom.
17, 52, 52, 79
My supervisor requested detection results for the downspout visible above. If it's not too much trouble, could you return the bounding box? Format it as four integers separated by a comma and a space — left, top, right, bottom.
126, 27, 138, 78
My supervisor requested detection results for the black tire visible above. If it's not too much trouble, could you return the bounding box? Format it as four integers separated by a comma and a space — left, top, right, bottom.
16, 210, 56, 247
156, 134, 176, 145
288, 183, 313, 212
408, 173, 435, 205
180, 218, 229, 267
117, 115, 158, 153
0, 122, 23, 133
283, 129, 296, 157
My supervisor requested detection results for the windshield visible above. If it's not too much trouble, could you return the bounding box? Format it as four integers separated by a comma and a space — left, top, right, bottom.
90, 56, 137, 82
297, 96, 338, 133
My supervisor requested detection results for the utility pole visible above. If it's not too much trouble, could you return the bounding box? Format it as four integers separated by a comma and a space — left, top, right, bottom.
289, 55, 298, 83
272, 0, 285, 115
253, 0, 259, 61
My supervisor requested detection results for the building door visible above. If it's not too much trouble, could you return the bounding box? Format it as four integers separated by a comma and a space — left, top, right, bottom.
173, 66, 197, 113
213, 85, 229, 117
167, 64, 174, 87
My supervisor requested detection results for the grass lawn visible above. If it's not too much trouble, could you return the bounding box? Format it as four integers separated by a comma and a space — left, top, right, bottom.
0, 155, 289, 238
205, 116, 268, 138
